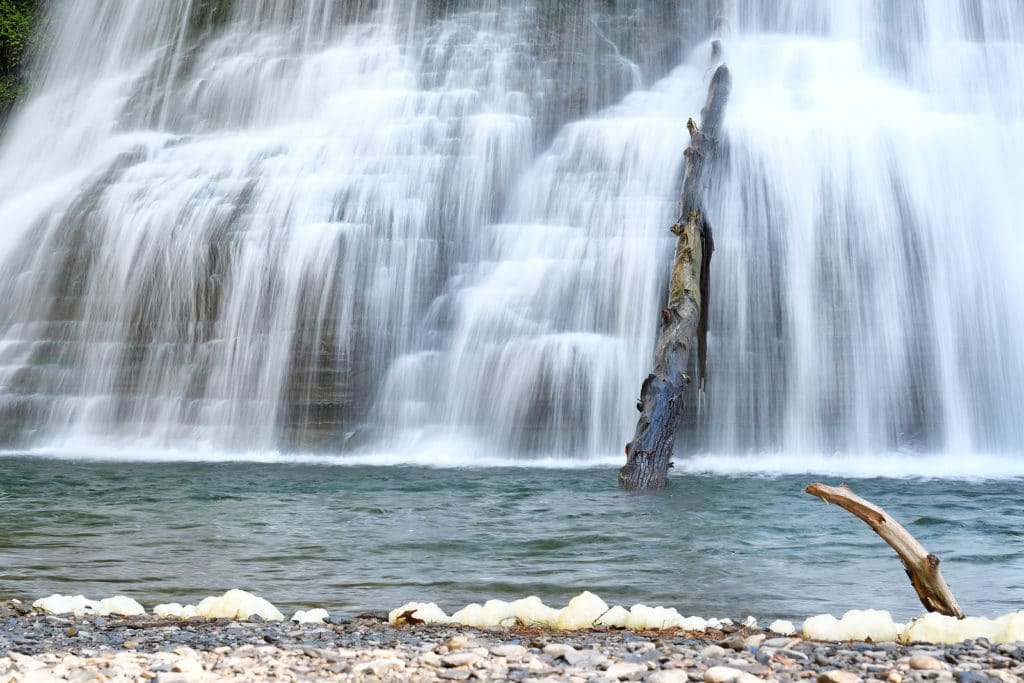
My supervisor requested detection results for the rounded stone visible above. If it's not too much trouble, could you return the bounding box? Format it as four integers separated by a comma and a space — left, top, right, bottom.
909, 654, 944, 671
704, 665, 763, 683
817, 671, 861, 683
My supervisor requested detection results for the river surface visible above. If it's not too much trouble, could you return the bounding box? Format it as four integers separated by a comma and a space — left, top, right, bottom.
2, 455, 1021, 622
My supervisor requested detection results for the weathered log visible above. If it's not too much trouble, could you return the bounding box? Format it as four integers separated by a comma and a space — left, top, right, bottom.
618, 63, 731, 491
805, 482, 964, 618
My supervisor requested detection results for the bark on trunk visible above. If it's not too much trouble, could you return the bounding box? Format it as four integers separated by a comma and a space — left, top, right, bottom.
618, 62, 730, 491
805, 482, 964, 618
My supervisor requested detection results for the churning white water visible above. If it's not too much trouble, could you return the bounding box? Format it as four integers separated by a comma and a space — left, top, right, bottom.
0, 1, 1021, 474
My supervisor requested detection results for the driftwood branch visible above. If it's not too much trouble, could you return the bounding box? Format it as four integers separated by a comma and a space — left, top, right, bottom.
805, 482, 964, 618
618, 59, 730, 491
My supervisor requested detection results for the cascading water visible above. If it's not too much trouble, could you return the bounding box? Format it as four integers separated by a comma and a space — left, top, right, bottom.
698, 0, 1024, 470
0, 0, 1021, 472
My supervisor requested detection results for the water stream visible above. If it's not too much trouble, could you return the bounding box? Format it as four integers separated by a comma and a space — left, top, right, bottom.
0, 1, 1022, 469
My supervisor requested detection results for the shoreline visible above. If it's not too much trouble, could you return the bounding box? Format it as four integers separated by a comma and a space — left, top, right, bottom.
3, 601, 1022, 682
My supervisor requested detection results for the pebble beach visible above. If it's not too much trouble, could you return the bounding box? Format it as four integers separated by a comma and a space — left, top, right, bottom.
2, 601, 1023, 683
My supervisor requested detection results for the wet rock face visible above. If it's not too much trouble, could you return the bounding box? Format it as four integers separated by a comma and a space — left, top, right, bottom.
3, 601, 1024, 682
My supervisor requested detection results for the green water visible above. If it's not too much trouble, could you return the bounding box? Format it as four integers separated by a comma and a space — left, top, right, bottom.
0, 456, 1021, 622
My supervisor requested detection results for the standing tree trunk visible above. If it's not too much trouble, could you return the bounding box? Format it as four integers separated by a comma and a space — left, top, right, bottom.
618, 60, 730, 491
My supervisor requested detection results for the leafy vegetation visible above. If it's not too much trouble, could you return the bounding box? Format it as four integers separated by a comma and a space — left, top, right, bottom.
0, 0, 39, 117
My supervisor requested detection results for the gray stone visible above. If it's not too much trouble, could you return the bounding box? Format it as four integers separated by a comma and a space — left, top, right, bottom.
444, 635, 470, 651
955, 673, 997, 683
492, 644, 528, 659
699, 645, 726, 659
442, 650, 481, 667
817, 672, 861, 683
646, 672, 689, 683
764, 638, 796, 648
720, 635, 746, 651
628, 642, 657, 654
605, 661, 648, 679
703, 666, 762, 683
545, 643, 576, 657
564, 648, 606, 668
354, 657, 405, 676
743, 634, 765, 648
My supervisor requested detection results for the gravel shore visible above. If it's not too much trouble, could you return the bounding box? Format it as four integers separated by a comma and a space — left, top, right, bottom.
2, 601, 1022, 682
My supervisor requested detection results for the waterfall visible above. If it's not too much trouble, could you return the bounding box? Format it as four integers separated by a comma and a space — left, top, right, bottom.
701, 0, 1024, 461
0, 0, 1021, 469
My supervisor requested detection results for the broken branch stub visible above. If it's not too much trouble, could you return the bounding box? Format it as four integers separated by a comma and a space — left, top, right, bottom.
804, 482, 964, 618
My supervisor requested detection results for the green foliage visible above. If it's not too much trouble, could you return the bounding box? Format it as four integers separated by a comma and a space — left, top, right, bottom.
0, 0, 38, 114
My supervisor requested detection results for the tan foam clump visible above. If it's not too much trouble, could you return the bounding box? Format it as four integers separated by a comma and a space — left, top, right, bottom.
595, 605, 630, 628
388, 602, 453, 625
97, 596, 146, 616
153, 603, 197, 619
769, 619, 797, 635
900, 611, 1024, 644
389, 592, 732, 631
803, 609, 902, 642
509, 596, 560, 627
554, 591, 609, 630
624, 605, 693, 630
194, 589, 284, 621
33, 594, 98, 616
803, 609, 1024, 644
291, 608, 330, 624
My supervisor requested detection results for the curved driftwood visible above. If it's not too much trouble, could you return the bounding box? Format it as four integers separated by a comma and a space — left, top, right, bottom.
805, 482, 964, 618
618, 61, 731, 491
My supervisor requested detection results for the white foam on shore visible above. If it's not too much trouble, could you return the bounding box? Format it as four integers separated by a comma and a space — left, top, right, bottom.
195, 589, 284, 621
768, 619, 796, 635
291, 608, 330, 624
33, 590, 283, 621
802, 609, 903, 642
389, 593, 1024, 644
32, 594, 145, 617
27, 589, 1024, 645
389, 592, 727, 632
800, 609, 1024, 644
899, 612, 1024, 645
154, 603, 197, 619
389, 602, 453, 625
